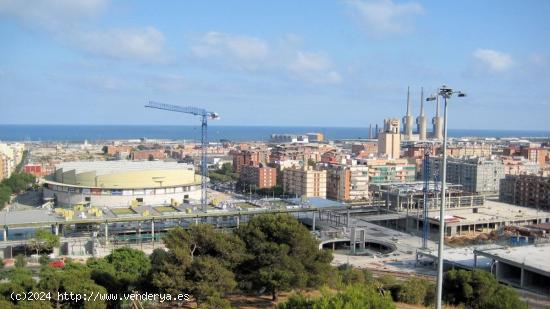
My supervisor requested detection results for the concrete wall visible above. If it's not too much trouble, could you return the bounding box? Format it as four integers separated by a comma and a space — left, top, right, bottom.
44, 185, 201, 207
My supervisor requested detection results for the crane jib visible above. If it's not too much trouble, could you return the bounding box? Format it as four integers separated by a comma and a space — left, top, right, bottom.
144, 100, 219, 211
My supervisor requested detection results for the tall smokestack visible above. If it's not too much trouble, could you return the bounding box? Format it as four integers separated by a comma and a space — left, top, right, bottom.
402, 86, 413, 140
416, 87, 427, 140
432, 95, 443, 140
369, 124, 372, 139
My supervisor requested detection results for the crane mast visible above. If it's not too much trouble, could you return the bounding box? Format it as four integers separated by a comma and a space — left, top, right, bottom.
145, 101, 219, 211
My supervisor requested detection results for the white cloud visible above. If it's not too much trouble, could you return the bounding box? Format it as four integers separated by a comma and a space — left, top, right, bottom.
190, 32, 342, 84
191, 32, 269, 70
0, 0, 165, 62
0, 0, 107, 30
473, 49, 513, 73
287, 51, 342, 84
67, 27, 166, 62
345, 0, 424, 38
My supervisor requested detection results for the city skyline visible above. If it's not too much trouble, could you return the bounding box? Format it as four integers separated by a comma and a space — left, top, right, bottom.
1, 0, 549, 129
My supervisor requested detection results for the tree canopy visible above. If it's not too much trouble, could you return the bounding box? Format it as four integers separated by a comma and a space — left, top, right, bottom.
443, 269, 528, 309
28, 229, 60, 256
235, 213, 333, 300
279, 285, 395, 309
152, 224, 246, 304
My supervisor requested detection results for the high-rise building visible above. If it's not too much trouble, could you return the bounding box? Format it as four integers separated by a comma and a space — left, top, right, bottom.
521, 147, 548, 167
378, 118, 401, 159
428, 157, 505, 194
499, 175, 550, 211
501, 156, 540, 175
283, 166, 327, 198
240, 164, 277, 189
326, 163, 369, 201
0, 155, 6, 180
233, 150, 266, 173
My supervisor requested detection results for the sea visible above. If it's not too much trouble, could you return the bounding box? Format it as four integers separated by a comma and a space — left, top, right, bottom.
0, 125, 549, 142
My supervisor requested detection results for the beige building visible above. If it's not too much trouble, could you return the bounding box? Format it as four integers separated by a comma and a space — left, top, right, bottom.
444, 143, 492, 158
0, 155, 6, 180
43, 161, 201, 207
378, 118, 401, 159
0, 143, 25, 179
283, 166, 327, 198
326, 162, 369, 201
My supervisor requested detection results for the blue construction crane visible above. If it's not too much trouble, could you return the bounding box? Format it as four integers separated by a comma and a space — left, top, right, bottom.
145, 101, 219, 210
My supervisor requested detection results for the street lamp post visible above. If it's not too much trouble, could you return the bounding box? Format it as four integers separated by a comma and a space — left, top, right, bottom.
427, 85, 466, 309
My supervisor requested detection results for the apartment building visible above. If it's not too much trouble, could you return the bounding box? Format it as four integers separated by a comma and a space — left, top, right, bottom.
240, 164, 277, 189
283, 166, 327, 198
326, 163, 369, 201
500, 175, 550, 211
360, 158, 416, 184
428, 156, 505, 194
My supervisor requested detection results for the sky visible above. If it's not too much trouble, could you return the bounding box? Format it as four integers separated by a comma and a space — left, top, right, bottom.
0, 0, 549, 130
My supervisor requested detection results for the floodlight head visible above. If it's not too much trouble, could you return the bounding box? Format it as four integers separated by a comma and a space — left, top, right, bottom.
426, 95, 437, 101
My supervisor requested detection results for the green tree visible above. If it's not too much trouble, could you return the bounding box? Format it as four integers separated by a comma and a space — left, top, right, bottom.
443, 269, 528, 309
199, 295, 234, 309
4, 173, 35, 194
220, 163, 233, 176
16, 301, 53, 309
152, 225, 246, 305
188, 256, 237, 304
38, 263, 107, 309
278, 284, 395, 309
28, 229, 59, 256
87, 257, 124, 298
38, 255, 50, 266
14, 255, 27, 268
105, 247, 151, 285
235, 214, 332, 301
0, 184, 11, 209
395, 277, 434, 306
0, 300, 14, 309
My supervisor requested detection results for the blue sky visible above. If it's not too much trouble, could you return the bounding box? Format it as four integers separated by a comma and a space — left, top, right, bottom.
0, 0, 549, 130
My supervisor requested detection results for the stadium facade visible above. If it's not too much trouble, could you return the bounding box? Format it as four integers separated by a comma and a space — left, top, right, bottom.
43, 161, 201, 207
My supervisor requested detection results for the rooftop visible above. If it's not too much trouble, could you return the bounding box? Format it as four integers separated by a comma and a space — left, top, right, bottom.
476, 244, 550, 275
56, 161, 193, 175
428, 199, 550, 224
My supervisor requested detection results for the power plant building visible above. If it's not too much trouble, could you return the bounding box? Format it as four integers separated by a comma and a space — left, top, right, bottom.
416, 87, 427, 140
402, 87, 414, 141
43, 161, 201, 207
